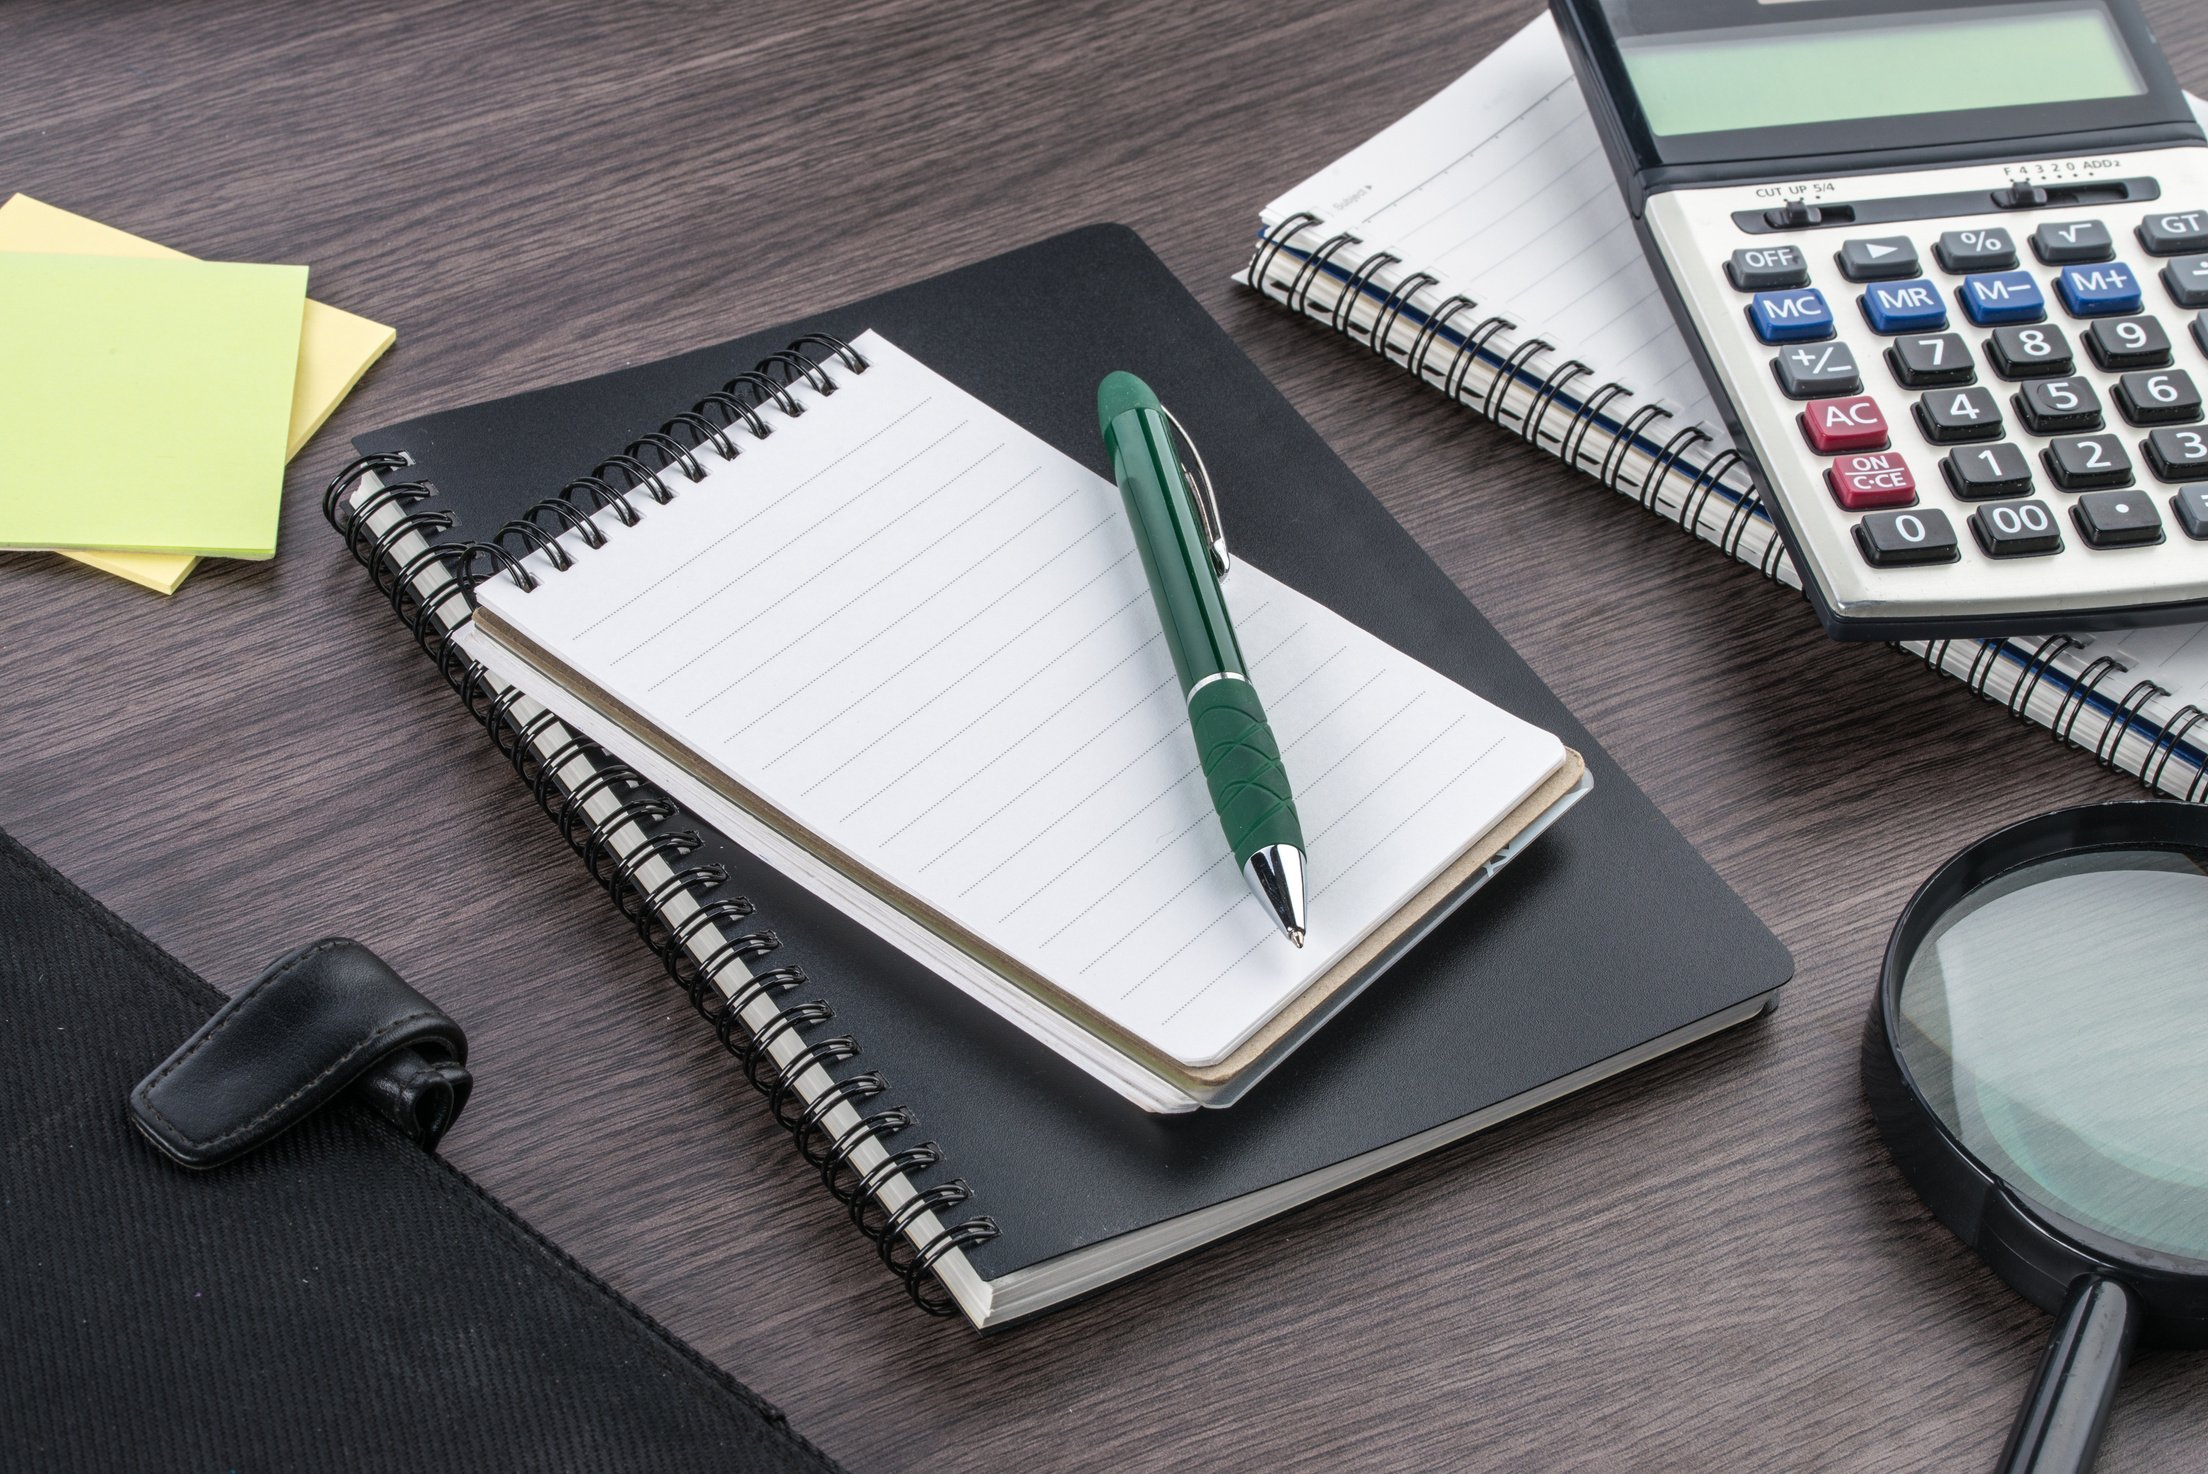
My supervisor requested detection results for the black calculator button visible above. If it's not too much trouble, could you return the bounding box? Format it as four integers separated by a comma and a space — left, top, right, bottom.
1855, 508, 1960, 566
2172, 485, 2208, 538
1887, 333, 1974, 388
2194, 312, 2208, 360
2084, 315, 2172, 371
1987, 323, 2073, 378
2015, 377, 2102, 435
1934, 227, 2017, 274
1838, 237, 1920, 281
1971, 499, 2063, 557
2114, 369, 2203, 427
2032, 220, 2114, 264
1771, 341, 1861, 399
2072, 490, 2164, 547
1914, 386, 2004, 443
2161, 255, 2208, 309
1727, 244, 1809, 291
2144, 426, 2208, 481
2043, 434, 2134, 489
1942, 442, 2034, 499
2138, 210, 2208, 257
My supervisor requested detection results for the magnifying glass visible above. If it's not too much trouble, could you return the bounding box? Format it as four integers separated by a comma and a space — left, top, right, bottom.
1864, 801, 2208, 1474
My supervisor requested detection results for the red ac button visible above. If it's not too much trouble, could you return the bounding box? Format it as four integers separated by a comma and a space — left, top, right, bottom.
1801, 394, 1890, 454
1826, 450, 1916, 509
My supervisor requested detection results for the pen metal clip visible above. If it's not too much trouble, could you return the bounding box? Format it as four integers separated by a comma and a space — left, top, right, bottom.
1161, 404, 1229, 577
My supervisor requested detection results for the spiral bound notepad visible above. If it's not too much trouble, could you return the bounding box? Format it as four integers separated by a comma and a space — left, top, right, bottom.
456, 331, 1579, 1112
323, 226, 1789, 1329
1244, 15, 2208, 805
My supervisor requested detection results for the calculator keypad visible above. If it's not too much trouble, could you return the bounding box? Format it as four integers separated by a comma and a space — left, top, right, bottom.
1651, 147, 2208, 631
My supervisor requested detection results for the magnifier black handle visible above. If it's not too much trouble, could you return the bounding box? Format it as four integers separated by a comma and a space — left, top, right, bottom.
1995, 1276, 2140, 1474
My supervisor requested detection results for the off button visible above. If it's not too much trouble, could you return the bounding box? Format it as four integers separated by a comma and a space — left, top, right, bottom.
1728, 244, 1809, 292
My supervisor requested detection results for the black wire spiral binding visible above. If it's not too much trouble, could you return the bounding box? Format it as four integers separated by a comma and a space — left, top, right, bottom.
1248, 213, 2208, 804
320, 333, 998, 1316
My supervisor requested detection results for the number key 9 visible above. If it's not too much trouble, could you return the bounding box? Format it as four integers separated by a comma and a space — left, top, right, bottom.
2086, 315, 2173, 370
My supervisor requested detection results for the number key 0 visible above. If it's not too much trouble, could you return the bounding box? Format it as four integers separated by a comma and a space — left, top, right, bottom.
1856, 508, 1960, 566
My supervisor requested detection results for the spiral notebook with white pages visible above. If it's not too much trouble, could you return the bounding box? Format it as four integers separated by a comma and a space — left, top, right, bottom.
1245, 14, 2208, 803
457, 331, 1583, 1114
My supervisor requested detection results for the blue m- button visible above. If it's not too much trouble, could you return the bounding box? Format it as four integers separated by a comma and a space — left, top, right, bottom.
1958, 270, 2045, 325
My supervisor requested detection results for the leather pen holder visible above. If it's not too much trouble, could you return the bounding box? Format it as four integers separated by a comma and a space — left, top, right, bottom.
128, 937, 471, 1169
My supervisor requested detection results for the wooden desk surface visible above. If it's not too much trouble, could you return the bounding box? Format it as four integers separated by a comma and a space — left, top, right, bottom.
4, 1, 2203, 1468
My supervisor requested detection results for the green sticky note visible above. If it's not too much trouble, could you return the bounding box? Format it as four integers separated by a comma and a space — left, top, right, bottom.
0, 252, 307, 558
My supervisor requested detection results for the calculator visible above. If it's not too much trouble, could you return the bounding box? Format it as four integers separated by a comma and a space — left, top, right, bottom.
1553, 0, 2208, 639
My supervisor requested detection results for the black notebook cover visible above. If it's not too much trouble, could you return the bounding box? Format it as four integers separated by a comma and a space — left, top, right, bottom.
0, 828, 840, 1471
337, 224, 1791, 1325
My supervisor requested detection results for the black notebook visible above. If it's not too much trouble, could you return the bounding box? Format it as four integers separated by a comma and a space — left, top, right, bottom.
326, 224, 1792, 1330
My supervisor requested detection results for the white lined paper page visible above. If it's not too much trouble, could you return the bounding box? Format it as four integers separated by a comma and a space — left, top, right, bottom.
1260, 17, 1719, 426
464, 332, 1564, 1068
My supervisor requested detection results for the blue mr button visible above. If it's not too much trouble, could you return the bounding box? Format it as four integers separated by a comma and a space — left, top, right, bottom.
1861, 278, 1946, 334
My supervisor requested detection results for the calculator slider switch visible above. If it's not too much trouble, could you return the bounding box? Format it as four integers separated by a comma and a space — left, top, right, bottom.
1801, 395, 1889, 454
1993, 183, 2051, 210
1827, 451, 1915, 510
1764, 197, 1824, 229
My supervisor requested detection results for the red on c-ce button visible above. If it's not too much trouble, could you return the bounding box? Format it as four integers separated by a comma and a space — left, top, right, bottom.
1801, 395, 1890, 454
1826, 450, 1916, 509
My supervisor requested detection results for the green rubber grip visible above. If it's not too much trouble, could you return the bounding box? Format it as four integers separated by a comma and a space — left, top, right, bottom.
1189, 678, 1303, 864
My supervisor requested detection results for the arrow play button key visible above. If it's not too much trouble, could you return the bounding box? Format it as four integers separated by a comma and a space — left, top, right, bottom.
1839, 236, 1921, 281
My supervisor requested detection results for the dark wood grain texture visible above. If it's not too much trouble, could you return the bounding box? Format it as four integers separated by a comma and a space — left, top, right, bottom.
3, 1, 2203, 1468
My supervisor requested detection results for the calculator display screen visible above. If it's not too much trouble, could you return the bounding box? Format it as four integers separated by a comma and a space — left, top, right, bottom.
1618, 3, 2145, 138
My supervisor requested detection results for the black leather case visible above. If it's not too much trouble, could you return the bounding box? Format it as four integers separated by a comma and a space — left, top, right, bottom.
0, 827, 841, 1473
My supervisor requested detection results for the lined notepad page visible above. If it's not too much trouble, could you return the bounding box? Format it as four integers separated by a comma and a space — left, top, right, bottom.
1261, 18, 1719, 428
464, 332, 1564, 1069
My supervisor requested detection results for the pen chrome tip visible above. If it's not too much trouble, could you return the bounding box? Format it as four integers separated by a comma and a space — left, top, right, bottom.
1243, 845, 1308, 947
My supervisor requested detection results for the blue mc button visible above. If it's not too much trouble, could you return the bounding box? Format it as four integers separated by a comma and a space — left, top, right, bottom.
1861, 278, 1946, 334
2056, 261, 2143, 317
1959, 270, 2045, 326
1749, 287, 1834, 344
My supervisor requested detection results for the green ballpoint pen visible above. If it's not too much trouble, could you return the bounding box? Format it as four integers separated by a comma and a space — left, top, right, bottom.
1097, 370, 1309, 948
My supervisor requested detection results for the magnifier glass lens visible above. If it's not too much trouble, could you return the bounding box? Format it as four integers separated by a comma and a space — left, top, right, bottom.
1896, 847, 2208, 1260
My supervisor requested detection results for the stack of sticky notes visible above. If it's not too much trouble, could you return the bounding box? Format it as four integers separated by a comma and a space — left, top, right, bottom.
0, 195, 395, 593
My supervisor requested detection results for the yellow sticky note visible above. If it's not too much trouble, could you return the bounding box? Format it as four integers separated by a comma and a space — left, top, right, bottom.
0, 195, 396, 592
